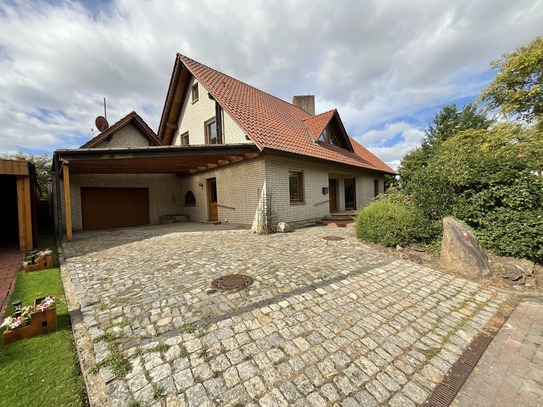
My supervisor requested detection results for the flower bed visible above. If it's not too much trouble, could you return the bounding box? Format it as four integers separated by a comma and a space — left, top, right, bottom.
1, 295, 59, 344
23, 250, 53, 273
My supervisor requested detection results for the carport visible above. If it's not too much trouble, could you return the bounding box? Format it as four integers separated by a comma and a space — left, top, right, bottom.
0, 159, 41, 251
52, 144, 260, 240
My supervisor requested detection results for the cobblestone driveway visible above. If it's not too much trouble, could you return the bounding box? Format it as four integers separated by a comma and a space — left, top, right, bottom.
63, 224, 509, 406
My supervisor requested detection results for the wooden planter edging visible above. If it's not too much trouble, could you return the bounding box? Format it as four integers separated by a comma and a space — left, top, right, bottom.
2, 324, 33, 345
2, 306, 57, 345
24, 255, 53, 273
30, 306, 57, 336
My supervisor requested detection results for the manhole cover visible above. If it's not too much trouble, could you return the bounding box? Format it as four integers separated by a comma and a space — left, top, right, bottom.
322, 236, 345, 241
211, 274, 254, 290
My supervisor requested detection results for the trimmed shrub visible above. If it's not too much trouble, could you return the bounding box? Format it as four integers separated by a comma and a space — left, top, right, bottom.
356, 199, 441, 247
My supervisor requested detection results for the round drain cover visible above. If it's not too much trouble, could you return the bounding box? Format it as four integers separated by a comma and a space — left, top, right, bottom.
212, 274, 254, 290
322, 236, 345, 241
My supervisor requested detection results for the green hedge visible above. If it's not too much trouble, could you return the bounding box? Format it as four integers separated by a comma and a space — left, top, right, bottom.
356, 198, 441, 247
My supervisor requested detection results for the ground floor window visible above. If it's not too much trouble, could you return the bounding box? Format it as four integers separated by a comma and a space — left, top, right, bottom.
374, 179, 380, 197
344, 178, 356, 210
289, 171, 304, 203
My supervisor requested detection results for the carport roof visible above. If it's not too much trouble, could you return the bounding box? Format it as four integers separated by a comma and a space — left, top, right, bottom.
53, 144, 261, 175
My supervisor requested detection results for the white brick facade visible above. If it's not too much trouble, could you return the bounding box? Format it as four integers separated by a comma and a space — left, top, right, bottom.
179, 156, 266, 228
264, 154, 385, 223
56, 154, 385, 233
173, 77, 250, 146
94, 123, 151, 148
177, 153, 385, 230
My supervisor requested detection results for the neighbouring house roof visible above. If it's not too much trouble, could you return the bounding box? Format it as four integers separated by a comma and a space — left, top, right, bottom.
159, 54, 396, 175
81, 111, 164, 148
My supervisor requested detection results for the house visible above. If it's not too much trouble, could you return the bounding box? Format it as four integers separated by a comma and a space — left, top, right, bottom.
0, 159, 41, 251
52, 54, 395, 238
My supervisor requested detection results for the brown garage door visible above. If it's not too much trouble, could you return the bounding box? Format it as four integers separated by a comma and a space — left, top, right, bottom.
81, 187, 150, 230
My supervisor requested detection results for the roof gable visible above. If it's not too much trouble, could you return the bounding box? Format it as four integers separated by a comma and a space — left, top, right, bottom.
81, 111, 163, 149
303, 110, 335, 142
303, 109, 354, 151
158, 54, 395, 174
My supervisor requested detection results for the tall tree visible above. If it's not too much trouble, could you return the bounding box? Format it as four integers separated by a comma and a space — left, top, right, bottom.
397, 103, 491, 191
1, 153, 51, 200
480, 36, 543, 125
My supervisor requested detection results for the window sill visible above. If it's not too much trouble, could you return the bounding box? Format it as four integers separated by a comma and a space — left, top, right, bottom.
183, 204, 196, 208
290, 201, 306, 206
191, 98, 199, 104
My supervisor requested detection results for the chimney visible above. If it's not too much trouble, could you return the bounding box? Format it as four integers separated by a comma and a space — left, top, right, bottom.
292, 95, 315, 116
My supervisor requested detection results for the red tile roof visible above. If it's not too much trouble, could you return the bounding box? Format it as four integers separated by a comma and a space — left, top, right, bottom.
81, 111, 163, 148
174, 54, 395, 174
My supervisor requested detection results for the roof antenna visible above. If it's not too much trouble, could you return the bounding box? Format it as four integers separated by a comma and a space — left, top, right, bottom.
94, 97, 110, 133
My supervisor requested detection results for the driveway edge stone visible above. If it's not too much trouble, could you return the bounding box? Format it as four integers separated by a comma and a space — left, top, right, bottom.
58, 238, 111, 407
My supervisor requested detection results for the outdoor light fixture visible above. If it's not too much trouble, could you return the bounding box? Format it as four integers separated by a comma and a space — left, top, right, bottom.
12, 300, 22, 315
30, 250, 37, 265
198, 181, 203, 187
322, 187, 329, 195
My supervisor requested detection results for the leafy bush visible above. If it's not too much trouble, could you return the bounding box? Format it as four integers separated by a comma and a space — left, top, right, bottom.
404, 125, 543, 264
356, 198, 441, 247
451, 165, 543, 263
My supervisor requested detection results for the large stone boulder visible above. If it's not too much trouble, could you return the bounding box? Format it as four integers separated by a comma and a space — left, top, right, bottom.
440, 217, 491, 278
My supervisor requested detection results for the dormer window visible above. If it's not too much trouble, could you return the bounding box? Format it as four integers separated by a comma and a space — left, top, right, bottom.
318, 126, 340, 146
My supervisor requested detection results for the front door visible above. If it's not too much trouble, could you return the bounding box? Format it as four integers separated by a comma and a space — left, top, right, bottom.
207, 178, 218, 221
329, 179, 338, 212
344, 178, 356, 210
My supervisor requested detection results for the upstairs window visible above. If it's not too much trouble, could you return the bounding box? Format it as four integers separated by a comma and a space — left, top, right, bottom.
205, 118, 217, 144
289, 170, 304, 203
180, 132, 189, 146
191, 83, 199, 103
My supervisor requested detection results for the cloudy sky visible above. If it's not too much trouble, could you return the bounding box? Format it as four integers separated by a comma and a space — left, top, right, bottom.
1, 0, 541, 169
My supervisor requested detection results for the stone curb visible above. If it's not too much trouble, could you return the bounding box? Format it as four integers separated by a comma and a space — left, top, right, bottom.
57, 237, 110, 407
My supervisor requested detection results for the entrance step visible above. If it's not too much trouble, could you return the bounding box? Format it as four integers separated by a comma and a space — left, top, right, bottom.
199, 221, 222, 225
317, 215, 356, 228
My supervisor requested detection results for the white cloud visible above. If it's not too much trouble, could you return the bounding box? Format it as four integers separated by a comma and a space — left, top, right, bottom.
356, 122, 425, 170
0, 0, 542, 167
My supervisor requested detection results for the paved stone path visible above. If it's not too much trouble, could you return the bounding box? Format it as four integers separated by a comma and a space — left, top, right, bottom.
452, 300, 543, 407
0, 245, 22, 320
63, 224, 510, 406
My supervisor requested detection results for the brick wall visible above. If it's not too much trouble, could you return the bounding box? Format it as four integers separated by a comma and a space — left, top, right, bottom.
53, 154, 386, 233
177, 153, 386, 230
94, 123, 151, 148
264, 154, 386, 222
179, 156, 266, 229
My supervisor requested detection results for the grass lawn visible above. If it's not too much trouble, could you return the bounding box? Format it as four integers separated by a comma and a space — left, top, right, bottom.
0, 235, 86, 407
